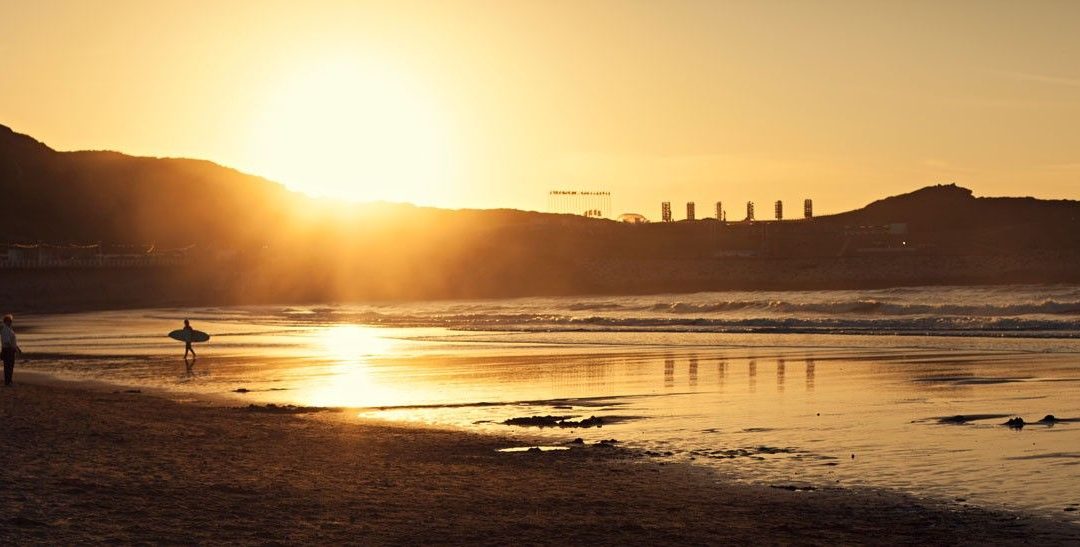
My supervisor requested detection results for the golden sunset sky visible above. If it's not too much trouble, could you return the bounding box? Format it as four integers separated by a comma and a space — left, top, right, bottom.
2, 0, 1078, 218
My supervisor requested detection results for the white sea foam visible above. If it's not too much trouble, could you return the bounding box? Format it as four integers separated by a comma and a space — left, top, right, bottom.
267, 284, 1080, 337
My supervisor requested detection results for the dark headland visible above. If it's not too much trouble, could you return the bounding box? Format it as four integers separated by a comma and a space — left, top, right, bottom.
2, 123, 1079, 312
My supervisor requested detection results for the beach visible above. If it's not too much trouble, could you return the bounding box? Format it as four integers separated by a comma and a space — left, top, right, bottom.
2, 376, 1079, 545
5, 295, 1080, 544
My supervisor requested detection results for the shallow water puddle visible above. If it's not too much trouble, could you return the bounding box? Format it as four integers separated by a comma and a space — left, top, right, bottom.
497, 446, 571, 453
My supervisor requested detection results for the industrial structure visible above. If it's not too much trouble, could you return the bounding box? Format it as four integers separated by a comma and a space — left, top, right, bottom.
548, 190, 612, 218
650, 197, 814, 223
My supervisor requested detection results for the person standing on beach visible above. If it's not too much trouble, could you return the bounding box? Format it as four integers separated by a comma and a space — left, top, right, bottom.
182, 319, 197, 360
2, 314, 23, 386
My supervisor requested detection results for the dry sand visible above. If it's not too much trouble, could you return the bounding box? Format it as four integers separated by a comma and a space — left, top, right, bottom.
1, 377, 1078, 545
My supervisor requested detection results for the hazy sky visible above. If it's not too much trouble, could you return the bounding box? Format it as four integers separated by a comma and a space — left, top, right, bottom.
3, 0, 1079, 218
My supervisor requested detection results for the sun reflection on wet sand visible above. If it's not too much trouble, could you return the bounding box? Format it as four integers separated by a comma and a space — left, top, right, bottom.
293, 325, 406, 408
317, 324, 398, 361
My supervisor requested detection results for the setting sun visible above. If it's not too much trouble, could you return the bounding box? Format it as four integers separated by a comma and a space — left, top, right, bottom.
247, 59, 455, 204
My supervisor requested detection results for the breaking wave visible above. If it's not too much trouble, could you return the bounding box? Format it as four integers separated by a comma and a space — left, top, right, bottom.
646, 299, 1080, 317
270, 284, 1080, 338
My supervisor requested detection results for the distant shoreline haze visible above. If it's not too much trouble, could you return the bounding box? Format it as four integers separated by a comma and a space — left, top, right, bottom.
2, 123, 1079, 311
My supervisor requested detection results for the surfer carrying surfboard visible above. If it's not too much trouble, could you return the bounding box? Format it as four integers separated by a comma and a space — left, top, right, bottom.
2, 314, 23, 386
168, 322, 210, 358
182, 319, 197, 359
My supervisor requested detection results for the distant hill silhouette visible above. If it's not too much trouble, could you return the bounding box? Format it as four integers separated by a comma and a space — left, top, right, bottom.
2, 122, 1079, 309
0, 123, 597, 246
4, 123, 1080, 251
0, 124, 298, 247
819, 183, 1080, 251
827, 183, 1078, 230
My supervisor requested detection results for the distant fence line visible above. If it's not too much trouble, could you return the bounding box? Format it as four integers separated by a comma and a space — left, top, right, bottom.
0, 256, 194, 269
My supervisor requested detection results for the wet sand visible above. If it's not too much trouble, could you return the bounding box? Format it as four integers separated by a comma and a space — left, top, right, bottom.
2, 377, 1078, 545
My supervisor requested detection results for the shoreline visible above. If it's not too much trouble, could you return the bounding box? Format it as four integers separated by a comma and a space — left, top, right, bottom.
3, 258, 1080, 315
2, 374, 1078, 544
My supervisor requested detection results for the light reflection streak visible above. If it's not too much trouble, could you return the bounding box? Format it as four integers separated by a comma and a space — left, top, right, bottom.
295, 325, 403, 407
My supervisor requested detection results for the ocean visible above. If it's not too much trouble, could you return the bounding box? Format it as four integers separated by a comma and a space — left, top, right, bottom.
20, 284, 1080, 521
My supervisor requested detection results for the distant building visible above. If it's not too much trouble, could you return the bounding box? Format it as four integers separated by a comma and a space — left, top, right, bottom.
661, 201, 672, 222
6, 244, 38, 262
715, 201, 723, 221
686, 202, 696, 221
804, 199, 813, 219
1, 242, 194, 269
618, 213, 649, 224
746, 201, 755, 221
774, 200, 783, 221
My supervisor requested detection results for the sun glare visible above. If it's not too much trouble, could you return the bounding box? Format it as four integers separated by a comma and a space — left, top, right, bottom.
296, 325, 401, 407
317, 324, 396, 362
248, 59, 455, 204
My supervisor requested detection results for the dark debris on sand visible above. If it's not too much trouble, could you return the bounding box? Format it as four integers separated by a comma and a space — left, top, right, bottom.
935, 414, 1079, 428
242, 403, 339, 415
936, 414, 1011, 425
503, 415, 606, 428
1005, 417, 1026, 429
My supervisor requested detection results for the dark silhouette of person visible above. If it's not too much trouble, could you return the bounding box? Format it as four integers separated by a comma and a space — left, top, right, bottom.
182, 319, 197, 360
2, 314, 23, 386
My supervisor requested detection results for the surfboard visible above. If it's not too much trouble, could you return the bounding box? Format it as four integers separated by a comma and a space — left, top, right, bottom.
168, 329, 210, 343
